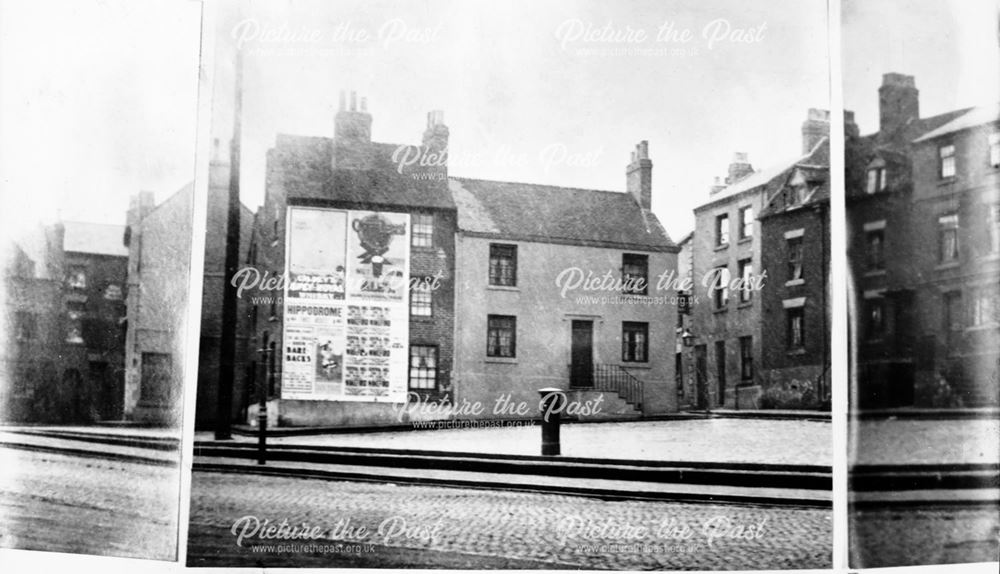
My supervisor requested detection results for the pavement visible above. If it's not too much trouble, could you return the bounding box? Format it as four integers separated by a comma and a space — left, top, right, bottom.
211, 417, 833, 466
186, 470, 833, 569
850, 506, 1000, 567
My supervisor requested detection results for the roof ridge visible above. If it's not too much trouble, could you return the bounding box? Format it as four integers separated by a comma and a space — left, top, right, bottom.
449, 176, 624, 196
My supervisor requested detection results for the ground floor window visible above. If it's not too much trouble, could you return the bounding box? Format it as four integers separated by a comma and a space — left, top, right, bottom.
622, 322, 648, 362
487, 315, 516, 357
408, 345, 437, 390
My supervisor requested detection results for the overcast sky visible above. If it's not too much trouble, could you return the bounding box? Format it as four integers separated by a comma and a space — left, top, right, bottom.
6, 1, 995, 244
210, 0, 830, 241
843, 0, 999, 134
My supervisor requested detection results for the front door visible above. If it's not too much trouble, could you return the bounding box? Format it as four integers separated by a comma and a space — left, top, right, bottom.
695, 344, 709, 409
570, 320, 593, 388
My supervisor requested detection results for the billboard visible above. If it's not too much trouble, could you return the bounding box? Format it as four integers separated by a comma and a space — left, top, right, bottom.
281, 207, 410, 402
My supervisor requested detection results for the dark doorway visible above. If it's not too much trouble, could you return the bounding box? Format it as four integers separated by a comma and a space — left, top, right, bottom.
888, 362, 915, 407
570, 320, 593, 388
695, 344, 708, 409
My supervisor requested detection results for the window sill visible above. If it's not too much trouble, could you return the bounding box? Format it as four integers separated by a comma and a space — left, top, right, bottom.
410, 314, 434, 321
621, 362, 651, 369
785, 279, 805, 287
712, 307, 728, 314
863, 269, 887, 277
737, 301, 753, 309
485, 356, 518, 364
714, 244, 729, 252
965, 324, 1000, 333
937, 176, 958, 186
487, 284, 520, 292
786, 348, 807, 356
411, 245, 436, 251
738, 237, 753, 244
935, 261, 960, 271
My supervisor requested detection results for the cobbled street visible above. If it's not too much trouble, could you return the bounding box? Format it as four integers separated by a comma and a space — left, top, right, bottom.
187, 471, 831, 570
0, 446, 180, 560
851, 506, 1000, 567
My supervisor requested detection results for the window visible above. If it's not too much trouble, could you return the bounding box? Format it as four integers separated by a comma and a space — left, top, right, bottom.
675, 353, 684, 398
990, 133, 1000, 168
987, 205, 1000, 255
737, 259, 753, 303
67, 266, 87, 290
939, 144, 956, 178
944, 291, 962, 347
739, 206, 753, 239
715, 214, 730, 246
408, 345, 438, 390
787, 237, 804, 280
104, 284, 123, 300
410, 277, 432, 316
787, 307, 805, 349
938, 214, 959, 263
622, 322, 648, 362
866, 230, 885, 270
411, 213, 434, 247
712, 266, 730, 310
487, 315, 516, 357
866, 298, 886, 339
622, 253, 648, 295
15, 311, 36, 341
971, 287, 998, 327
66, 303, 84, 344
715, 341, 726, 406
739, 336, 753, 382
488, 244, 517, 287
866, 167, 887, 194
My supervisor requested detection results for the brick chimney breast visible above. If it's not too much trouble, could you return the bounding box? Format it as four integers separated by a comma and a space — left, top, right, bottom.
726, 152, 754, 185
878, 73, 919, 138
334, 89, 373, 145
626, 140, 652, 209
801, 108, 830, 153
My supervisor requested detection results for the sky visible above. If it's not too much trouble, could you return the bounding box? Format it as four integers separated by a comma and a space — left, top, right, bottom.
0, 0, 202, 236
3, 1, 995, 245
843, 0, 1000, 134
210, 0, 830, 241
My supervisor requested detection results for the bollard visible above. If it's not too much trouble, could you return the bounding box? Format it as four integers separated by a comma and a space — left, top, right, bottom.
538, 387, 566, 456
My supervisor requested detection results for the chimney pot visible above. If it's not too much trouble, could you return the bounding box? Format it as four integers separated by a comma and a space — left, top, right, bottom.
350, 91, 357, 111
360, 97, 367, 112
339, 91, 346, 111
626, 140, 653, 210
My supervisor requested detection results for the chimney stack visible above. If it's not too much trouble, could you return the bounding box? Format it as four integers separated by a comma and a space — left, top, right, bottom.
420, 110, 449, 176
844, 109, 860, 139
626, 140, 652, 209
878, 73, 919, 138
801, 108, 830, 153
334, 89, 372, 145
709, 176, 726, 195
726, 152, 753, 185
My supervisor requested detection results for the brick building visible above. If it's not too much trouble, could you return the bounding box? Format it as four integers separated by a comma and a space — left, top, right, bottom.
449, 141, 679, 420
240, 93, 457, 427
758, 135, 831, 409
845, 73, 993, 408
688, 109, 831, 409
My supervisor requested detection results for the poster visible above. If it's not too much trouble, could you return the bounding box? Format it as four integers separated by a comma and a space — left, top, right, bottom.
282, 206, 409, 402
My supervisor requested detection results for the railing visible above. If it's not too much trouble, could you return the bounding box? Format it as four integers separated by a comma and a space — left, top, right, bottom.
570, 363, 644, 411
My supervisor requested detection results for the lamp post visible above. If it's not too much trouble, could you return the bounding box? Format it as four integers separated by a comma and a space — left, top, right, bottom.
256, 335, 271, 465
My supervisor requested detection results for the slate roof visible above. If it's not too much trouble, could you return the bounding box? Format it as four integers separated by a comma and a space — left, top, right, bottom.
63, 221, 128, 257
862, 107, 974, 149
756, 138, 830, 219
913, 102, 1000, 142
270, 135, 456, 211
449, 177, 676, 252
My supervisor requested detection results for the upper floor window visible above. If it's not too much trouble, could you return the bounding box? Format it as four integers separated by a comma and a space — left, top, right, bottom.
411, 213, 434, 247
865, 298, 886, 340
737, 259, 753, 303
67, 266, 87, 290
987, 205, 1000, 255
712, 266, 730, 310
487, 315, 516, 357
971, 286, 999, 327
938, 213, 959, 263
716, 214, 730, 247
66, 303, 84, 344
739, 336, 753, 382
739, 206, 753, 239
410, 277, 433, 317
787, 236, 804, 281
866, 167, 887, 194
622, 253, 648, 295
866, 230, 885, 270
787, 307, 805, 349
939, 144, 956, 178
989, 133, 1000, 168
622, 321, 649, 362
488, 244, 517, 287
104, 284, 124, 300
